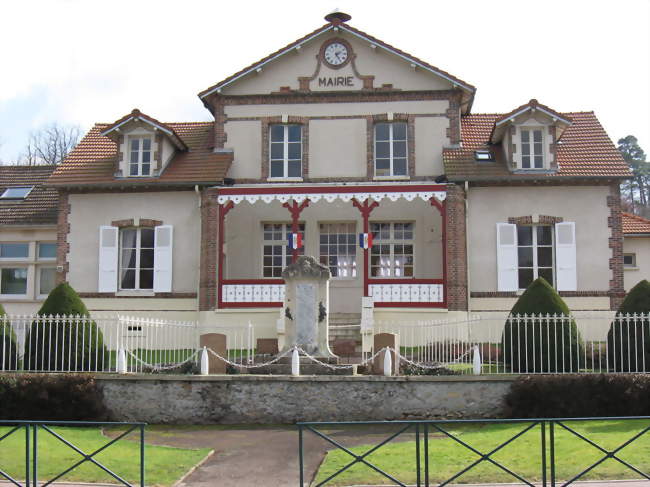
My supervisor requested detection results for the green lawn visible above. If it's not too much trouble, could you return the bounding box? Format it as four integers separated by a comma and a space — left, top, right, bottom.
314, 420, 650, 486
0, 426, 211, 486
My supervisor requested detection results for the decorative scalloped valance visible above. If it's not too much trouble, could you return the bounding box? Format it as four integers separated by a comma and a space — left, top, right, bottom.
216, 191, 446, 205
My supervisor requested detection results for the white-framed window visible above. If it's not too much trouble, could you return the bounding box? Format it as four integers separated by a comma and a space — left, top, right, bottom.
374, 122, 408, 177
129, 137, 153, 177
319, 223, 357, 278
520, 128, 544, 169
1, 186, 33, 199
119, 228, 155, 290
262, 223, 304, 278
38, 267, 56, 296
623, 253, 637, 268
269, 125, 302, 179
0, 267, 28, 295
38, 242, 56, 260
0, 243, 29, 259
517, 225, 554, 289
370, 222, 414, 277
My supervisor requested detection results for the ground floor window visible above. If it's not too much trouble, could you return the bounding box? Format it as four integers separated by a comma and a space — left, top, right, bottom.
262, 223, 304, 277
370, 222, 414, 277
120, 228, 155, 290
319, 223, 357, 278
517, 225, 553, 288
623, 253, 636, 268
39, 267, 57, 295
1, 267, 28, 295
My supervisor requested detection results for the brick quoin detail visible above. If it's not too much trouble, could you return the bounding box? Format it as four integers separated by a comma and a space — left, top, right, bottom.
507, 215, 563, 225
56, 192, 71, 285
608, 183, 625, 310
445, 184, 467, 310
199, 189, 219, 311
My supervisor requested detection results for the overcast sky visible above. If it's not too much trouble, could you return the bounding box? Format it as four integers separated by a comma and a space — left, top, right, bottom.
0, 0, 648, 163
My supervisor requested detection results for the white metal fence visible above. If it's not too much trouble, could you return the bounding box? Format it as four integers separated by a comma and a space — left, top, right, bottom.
373, 313, 650, 374
0, 314, 256, 373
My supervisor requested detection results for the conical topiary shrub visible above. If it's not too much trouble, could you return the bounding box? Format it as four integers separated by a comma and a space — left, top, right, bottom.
24, 283, 107, 371
607, 280, 650, 372
501, 277, 583, 373
0, 303, 18, 370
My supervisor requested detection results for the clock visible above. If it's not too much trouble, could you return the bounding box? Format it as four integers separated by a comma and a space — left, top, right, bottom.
323, 41, 349, 68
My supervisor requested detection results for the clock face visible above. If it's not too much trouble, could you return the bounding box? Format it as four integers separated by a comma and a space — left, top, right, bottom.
323, 42, 349, 67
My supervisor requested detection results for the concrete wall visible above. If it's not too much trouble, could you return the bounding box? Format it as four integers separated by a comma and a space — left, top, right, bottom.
67, 191, 200, 295
467, 185, 611, 293
623, 236, 650, 291
98, 375, 513, 424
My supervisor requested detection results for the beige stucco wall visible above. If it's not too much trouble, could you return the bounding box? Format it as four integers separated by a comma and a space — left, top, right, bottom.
623, 236, 650, 291
309, 119, 367, 178
67, 191, 200, 295
467, 185, 611, 292
414, 117, 449, 176
225, 121, 262, 179
222, 198, 444, 314
221, 31, 453, 95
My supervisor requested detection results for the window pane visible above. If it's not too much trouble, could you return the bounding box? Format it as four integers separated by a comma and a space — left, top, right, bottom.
522, 155, 530, 168
538, 267, 553, 285
288, 142, 301, 160
140, 249, 154, 269
130, 139, 140, 151
38, 243, 56, 259
1, 268, 27, 294
130, 163, 139, 176
537, 247, 553, 267
270, 161, 284, 178
537, 226, 552, 245
142, 151, 151, 163
376, 141, 390, 159
270, 125, 284, 142
141, 229, 155, 248
142, 139, 151, 150
139, 270, 154, 290
288, 161, 301, 177
270, 143, 284, 160
141, 164, 150, 175
1, 187, 32, 199
122, 229, 137, 247
121, 249, 136, 269
288, 125, 301, 142
375, 159, 390, 176
375, 123, 390, 141
533, 142, 543, 156
0, 243, 29, 258
521, 130, 530, 143
533, 130, 542, 142
393, 159, 407, 176
518, 247, 533, 267
39, 267, 56, 295
393, 140, 406, 158
534, 156, 543, 169
518, 269, 534, 289
120, 269, 135, 289
392, 123, 407, 140
517, 226, 533, 246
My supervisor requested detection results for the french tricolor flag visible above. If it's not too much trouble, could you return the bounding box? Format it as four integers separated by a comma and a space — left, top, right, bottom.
287, 233, 303, 250
359, 233, 373, 249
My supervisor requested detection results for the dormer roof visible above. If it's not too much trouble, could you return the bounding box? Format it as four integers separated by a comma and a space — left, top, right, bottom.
101, 109, 187, 151
490, 99, 573, 144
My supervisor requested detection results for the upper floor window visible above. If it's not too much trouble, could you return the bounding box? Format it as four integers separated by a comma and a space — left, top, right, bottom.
520, 128, 544, 169
119, 228, 154, 290
269, 125, 302, 179
0, 243, 29, 259
38, 242, 56, 260
129, 137, 152, 177
375, 122, 408, 177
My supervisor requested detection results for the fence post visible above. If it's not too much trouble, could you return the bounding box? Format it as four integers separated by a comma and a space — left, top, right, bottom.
298, 424, 304, 487
291, 348, 300, 376
116, 348, 127, 374
373, 333, 399, 375
199, 333, 227, 374
200, 347, 209, 375
383, 348, 392, 376
472, 345, 482, 375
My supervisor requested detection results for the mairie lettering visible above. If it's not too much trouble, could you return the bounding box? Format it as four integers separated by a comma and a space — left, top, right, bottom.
318, 76, 354, 87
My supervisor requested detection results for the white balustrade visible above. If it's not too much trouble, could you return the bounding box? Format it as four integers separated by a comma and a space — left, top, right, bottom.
369, 283, 444, 303
222, 284, 285, 303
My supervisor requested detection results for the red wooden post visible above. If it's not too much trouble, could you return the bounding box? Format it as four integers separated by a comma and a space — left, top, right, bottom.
352, 198, 379, 297
217, 201, 234, 309
282, 199, 310, 262
430, 197, 447, 308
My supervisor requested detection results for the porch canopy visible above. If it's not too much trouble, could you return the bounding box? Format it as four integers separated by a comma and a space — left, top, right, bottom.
215, 183, 448, 309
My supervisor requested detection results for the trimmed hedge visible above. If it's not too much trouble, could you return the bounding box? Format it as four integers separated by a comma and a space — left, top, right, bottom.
0, 303, 18, 370
607, 280, 650, 372
0, 374, 107, 420
24, 283, 107, 371
505, 374, 650, 417
501, 278, 583, 373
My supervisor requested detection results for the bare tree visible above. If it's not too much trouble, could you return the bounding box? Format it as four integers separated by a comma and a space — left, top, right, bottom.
20, 123, 81, 165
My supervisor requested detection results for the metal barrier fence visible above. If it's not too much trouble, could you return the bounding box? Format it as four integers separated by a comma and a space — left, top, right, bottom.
0, 420, 145, 487
298, 417, 650, 487
374, 313, 650, 374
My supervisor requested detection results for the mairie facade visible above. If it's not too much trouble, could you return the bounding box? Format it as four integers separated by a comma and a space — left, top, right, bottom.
1, 12, 636, 339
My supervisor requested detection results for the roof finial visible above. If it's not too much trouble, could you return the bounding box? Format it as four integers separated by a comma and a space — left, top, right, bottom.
325, 9, 351, 24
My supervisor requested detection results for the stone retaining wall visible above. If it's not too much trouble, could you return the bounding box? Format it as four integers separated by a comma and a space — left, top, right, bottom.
97, 375, 515, 424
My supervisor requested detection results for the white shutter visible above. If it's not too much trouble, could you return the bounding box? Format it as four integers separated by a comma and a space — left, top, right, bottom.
98, 226, 118, 292
496, 223, 518, 292
555, 222, 577, 291
154, 225, 173, 293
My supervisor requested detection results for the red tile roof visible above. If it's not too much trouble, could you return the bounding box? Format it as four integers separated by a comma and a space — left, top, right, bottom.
443, 112, 631, 180
0, 165, 58, 225
622, 212, 650, 234
49, 122, 232, 187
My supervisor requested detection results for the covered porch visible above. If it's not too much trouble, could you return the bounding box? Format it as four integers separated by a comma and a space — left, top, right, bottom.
215, 183, 448, 312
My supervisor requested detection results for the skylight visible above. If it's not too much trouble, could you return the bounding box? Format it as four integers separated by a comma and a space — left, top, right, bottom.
0, 186, 33, 199
474, 150, 494, 162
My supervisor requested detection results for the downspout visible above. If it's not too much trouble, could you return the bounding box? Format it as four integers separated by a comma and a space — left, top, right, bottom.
195, 185, 202, 323
465, 181, 471, 318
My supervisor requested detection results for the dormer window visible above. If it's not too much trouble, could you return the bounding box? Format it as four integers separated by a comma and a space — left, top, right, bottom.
129, 137, 152, 177
520, 128, 544, 169
474, 150, 494, 162
1, 186, 33, 199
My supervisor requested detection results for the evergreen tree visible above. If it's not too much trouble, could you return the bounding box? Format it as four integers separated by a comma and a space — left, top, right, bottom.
618, 136, 649, 212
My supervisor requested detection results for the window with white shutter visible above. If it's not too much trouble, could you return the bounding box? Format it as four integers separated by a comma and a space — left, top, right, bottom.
555, 221, 577, 291
496, 223, 518, 291
98, 226, 118, 292
153, 225, 173, 292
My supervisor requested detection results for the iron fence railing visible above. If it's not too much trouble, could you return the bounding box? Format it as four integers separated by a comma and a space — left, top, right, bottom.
0, 420, 146, 487
298, 417, 650, 487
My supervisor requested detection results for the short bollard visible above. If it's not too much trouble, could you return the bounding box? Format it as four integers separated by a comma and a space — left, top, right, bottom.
291, 348, 300, 376
116, 348, 127, 374
472, 345, 482, 375
200, 346, 209, 375
383, 348, 392, 376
